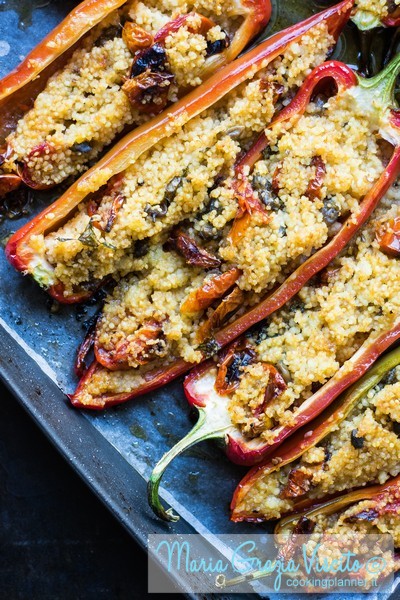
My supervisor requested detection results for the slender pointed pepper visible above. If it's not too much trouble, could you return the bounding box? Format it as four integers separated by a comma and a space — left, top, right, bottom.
275, 474, 400, 534
219, 477, 400, 587
0, 0, 270, 198
147, 195, 400, 521
6, 0, 353, 301
231, 345, 400, 522
72, 36, 400, 409
147, 325, 400, 522
273, 475, 400, 581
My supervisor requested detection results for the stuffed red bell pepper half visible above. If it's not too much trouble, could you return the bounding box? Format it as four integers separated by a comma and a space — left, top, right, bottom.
148, 199, 400, 520
231, 344, 400, 522
69, 43, 400, 410
274, 476, 400, 583
0, 0, 270, 197
6, 1, 353, 300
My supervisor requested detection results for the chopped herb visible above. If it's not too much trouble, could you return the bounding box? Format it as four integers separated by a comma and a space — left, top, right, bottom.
56, 236, 74, 242
289, 296, 305, 313
133, 238, 150, 258
226, 348, 255, 386
380, 367, 398, 386
145, 174, 185, 222
225, 126, 244, 140
198, 223, 220, 241
101, 240, 116, 250
321, 196, 340, 224
251, 174, 284, 211
198, 339, 221, 358
164, 175, 184, 203
351, 429, 365, 449
324, 446, 332, 466
71, 142, 93, 154
255, 324, 278, 344
261, 145, 278, 160
345, 509, 378, 523
94, 25, 122, 47
60, 221, 115, 249
206, 32, 229, 57
78, 222, 98, 248
145, 203, 168, 222
278, 225, 287, 237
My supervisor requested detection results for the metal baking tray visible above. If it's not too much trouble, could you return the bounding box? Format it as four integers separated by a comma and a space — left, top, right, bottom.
0, 1, 398, 597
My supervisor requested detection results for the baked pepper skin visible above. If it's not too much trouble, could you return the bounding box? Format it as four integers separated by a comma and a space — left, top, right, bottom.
231, 345, 400, 522
0, 0, 271, 199
72, 39, 400, 411
6, 0, 354, 301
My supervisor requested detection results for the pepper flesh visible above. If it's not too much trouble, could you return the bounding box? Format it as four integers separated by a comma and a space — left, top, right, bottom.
230, 345, 400, 522
377, 216, 400, 256
6, 0, 353, 297
275, 475, 400, 534
70, 40, 398, 375
0, 0, 270, 196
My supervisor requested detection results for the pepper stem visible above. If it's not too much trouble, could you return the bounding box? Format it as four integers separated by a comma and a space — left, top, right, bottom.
358, 50, 400, 107
148, 404, 232, 521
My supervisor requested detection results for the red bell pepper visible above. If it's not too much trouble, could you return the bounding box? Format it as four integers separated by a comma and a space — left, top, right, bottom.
72, 40, 400, 410
230, 345, 400, 522
272, 475, 400, 585
219, 476, 400, 589
227, 59, 357, 244
275, 474, 400, 533
6, 0, 353, 301
0, 0, 270, 197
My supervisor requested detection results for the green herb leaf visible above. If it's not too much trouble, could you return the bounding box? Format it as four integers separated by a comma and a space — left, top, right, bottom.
78, 222, 98, 248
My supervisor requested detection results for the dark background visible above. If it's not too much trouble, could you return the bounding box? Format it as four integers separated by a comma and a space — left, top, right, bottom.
0, 381, 181, 599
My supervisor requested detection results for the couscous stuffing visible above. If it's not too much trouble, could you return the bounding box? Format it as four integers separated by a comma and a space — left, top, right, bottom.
31, 21, 335, 299
276, 483, 400, 587
92, 43, 388, 371
74, 183, 400, 409
227, 201, 400, 445
308, 490, 400, 546
233, 364, 400, 520
2, 0, 246, 188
